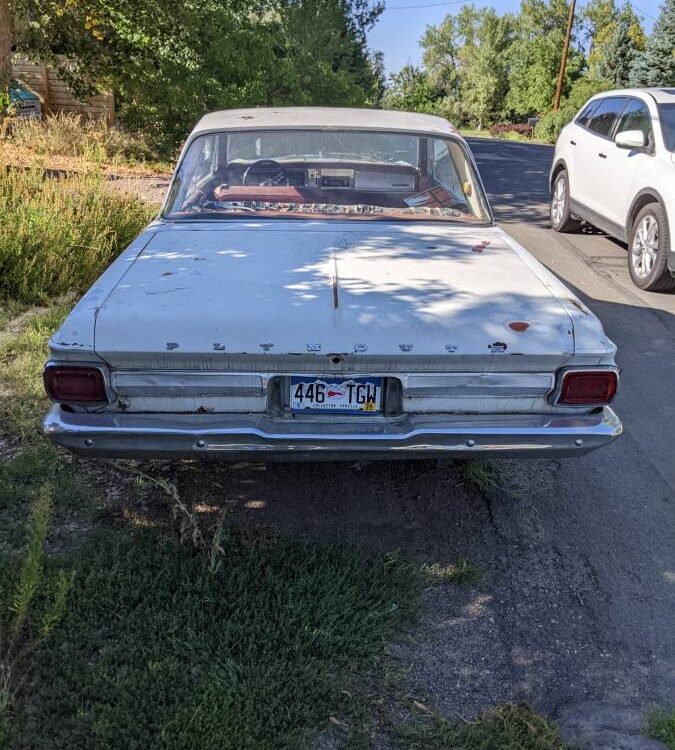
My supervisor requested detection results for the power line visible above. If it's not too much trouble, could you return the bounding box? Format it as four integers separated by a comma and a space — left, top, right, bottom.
384, 0, 658, 20
628, 2, 658, 21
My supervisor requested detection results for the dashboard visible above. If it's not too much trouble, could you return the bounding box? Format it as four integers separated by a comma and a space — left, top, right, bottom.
225, 160, 419, 193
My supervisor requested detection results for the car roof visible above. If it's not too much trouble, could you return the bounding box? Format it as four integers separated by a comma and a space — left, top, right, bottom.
191, 107, 459, 137
591, 87, 675, 104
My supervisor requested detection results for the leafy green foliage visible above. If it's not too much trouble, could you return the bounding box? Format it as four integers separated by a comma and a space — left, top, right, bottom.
506, 0, 584, 118
598, 11, 644, 87
7, 529, 419, 749
383, 65, 441, 114
12, 0, 384, 153
0, 168, 154, 303
630, 0, 675, 86
534, 76, 611, 141
584, 0, 645, 81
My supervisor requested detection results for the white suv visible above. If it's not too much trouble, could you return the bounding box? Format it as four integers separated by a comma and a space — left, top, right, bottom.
550, 88, 675, 291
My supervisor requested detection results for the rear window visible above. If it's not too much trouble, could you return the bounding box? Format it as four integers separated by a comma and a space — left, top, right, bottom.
163, 128, 492, 224
587, 97, 628, 137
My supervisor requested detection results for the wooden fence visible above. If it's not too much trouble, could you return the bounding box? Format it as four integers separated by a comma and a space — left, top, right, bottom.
11, 56, 115, 123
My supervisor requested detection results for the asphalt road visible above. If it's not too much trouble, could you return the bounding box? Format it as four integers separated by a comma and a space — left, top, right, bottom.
465, 137, 675, 746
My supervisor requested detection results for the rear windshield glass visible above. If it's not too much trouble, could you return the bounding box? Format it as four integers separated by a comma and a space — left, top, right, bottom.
163, 129, 491, 223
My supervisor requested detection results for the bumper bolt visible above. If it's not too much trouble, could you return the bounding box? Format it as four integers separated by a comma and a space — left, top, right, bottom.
575, 438, 583, 447
196, 439, 206, 448
84, 438, 93, 447
465, 439, 475, 448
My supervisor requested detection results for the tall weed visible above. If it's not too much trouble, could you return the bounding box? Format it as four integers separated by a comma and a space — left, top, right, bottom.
0, 169, 154, 303
0, 485, 73, 747
2, 113, 161, 166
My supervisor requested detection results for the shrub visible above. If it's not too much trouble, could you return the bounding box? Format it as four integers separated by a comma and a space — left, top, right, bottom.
0, 168, 154, 303
489, 122, 533, 138
534, 106, 578, 142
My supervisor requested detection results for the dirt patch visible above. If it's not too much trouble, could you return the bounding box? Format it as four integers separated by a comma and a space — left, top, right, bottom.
105, 175, 170, 207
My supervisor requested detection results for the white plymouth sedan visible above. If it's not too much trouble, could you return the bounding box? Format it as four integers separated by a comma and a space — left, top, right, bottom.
43, 108, 622, 460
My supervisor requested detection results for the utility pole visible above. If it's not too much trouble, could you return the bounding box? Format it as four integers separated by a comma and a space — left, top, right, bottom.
553, 0, 576, 111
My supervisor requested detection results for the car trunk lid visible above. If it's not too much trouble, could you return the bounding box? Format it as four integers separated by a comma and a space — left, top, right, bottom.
93, 222, 575, 369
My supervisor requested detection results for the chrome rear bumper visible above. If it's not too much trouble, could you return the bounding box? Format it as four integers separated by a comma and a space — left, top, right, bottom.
43, 405, 622, 460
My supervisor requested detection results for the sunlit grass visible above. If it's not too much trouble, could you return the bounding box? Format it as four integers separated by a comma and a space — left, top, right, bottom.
0, 168, 154, 304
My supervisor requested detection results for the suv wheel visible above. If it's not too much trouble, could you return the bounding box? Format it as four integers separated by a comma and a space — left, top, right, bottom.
550, 170, 581, 233
628, 202, 675, 292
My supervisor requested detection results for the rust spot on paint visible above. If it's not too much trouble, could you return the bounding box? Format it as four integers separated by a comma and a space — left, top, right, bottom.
471, 240, 491, 253
508, 321, 530, 332
568, 298, 589, 315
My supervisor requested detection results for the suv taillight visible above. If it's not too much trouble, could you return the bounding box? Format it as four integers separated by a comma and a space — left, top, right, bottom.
44, 365, 107, 403
557, 369, 618, 405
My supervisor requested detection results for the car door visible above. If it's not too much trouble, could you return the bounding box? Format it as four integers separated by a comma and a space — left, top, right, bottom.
574, 96, 628, 216
563, 98, 602, 203
600, 98, 654, 231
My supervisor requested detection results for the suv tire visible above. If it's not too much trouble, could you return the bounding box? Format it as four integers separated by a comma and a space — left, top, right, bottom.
628, 202, 675, 292
550, 170, 581, 233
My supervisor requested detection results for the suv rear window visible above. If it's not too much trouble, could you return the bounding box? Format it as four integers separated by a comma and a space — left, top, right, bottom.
587, 97, 628, 137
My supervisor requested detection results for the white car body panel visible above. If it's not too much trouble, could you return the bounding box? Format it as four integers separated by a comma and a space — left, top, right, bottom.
93, 223, 577, 364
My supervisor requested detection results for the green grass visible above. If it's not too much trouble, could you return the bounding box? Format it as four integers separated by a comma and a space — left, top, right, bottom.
0, 301, 71, 440
461, 460, 506, 496
6, 528, 420, 750
646, 707, 675, 749
0, 168, 154, 304
390, 703, 569, 750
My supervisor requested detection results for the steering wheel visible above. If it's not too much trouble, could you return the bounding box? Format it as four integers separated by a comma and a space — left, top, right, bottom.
242, 159, 289, 187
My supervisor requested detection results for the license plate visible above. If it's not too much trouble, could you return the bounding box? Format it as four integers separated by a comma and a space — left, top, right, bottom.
290, 376, 382, 414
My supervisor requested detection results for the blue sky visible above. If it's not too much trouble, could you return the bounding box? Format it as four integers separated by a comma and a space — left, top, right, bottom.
368, 0, 661, 74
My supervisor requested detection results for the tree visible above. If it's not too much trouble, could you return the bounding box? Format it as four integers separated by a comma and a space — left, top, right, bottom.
598, 7, 644, 86
506, 0, 584, 117
420, 15, 461, 100
454, 6, 513, 128
630, 0, 675, 85
382, 64, 439, 112
8, 0, 384, 150
584, 0, 645, 83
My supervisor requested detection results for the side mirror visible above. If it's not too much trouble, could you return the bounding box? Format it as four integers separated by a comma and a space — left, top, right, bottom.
615, 130, 646, 149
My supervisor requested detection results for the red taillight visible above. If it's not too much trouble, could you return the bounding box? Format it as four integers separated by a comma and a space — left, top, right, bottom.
558, 370, 618, 405
44, 365, 107, 403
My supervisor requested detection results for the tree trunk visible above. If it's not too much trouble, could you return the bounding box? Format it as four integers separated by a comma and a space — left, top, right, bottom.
0, 0, 13, 93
